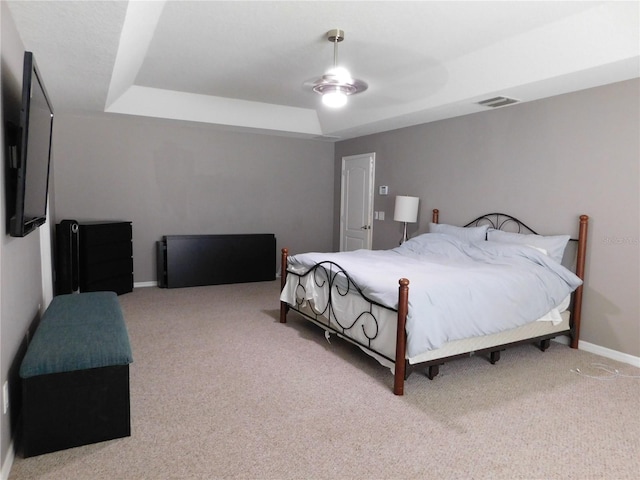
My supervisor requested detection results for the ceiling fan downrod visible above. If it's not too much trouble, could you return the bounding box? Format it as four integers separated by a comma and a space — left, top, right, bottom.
327, 28, 345, 69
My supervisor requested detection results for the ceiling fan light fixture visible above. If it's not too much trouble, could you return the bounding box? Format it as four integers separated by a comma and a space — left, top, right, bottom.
321, 89, 348, 108
307, 29, 368, 108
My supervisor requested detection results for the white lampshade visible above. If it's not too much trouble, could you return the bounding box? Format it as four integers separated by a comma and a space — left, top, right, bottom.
393, 196, 419, 223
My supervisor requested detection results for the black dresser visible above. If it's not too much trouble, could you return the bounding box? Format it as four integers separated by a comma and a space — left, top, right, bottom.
157, 234, 275, 288
78, 222, 133, 295
56, 220, 133, 296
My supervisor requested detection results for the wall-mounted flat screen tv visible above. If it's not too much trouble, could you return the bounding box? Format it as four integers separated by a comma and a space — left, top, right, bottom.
8, 51, 54, 237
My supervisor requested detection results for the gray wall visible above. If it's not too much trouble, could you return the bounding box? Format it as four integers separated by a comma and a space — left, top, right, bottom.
52, 113, 335, 283
1, 2, 54, 470
335, 79, 639, 358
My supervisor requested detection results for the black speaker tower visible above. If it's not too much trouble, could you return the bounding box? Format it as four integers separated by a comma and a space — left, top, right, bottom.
55, 219, 79, 295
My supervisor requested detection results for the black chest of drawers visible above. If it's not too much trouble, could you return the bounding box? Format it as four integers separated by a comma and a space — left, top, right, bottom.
77, 222, 133, 295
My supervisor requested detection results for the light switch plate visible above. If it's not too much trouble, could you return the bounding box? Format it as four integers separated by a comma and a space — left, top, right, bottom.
379, 185, 389, 195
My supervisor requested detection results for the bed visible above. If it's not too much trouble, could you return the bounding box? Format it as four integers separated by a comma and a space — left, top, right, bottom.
279, 210, 589, 395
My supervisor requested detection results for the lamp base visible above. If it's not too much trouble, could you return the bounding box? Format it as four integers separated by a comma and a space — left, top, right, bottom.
400, 222, 408, 245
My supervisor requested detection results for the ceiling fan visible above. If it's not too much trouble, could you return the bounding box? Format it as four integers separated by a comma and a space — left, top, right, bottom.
306, 29, 368, 108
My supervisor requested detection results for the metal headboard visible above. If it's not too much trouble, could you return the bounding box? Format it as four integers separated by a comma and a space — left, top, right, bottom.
460, 211, 579, 270
463, 212, 539, 235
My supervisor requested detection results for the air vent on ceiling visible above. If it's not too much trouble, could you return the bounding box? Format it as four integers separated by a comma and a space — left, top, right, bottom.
477, 96, 520, 108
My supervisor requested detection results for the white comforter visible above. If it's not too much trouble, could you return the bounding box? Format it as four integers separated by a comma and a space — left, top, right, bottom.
283, 233, 582, 357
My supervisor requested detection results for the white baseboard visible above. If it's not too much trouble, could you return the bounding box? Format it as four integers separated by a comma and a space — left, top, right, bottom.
553, 335, 640, 368
134, 281, 157, 288
578, 340, 640, 368
1, 441, 15, 480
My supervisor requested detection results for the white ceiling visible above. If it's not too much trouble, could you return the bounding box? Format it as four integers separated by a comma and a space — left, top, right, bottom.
7, 1, 640, 141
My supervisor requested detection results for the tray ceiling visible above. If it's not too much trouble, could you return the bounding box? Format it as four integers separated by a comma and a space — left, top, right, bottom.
7, 1, 639, 140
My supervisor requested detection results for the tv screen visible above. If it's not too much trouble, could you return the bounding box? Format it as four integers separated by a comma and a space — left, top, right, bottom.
8, 51, 54, 237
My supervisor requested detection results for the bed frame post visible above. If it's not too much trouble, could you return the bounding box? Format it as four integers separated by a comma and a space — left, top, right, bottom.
570, 215, 589, 349
394, 278, 410, 395
280, 248, 289, 323
432, 209, 439, 224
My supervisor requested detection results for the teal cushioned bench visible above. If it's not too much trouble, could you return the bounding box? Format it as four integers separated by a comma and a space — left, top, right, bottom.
19, 291, 133, 457
20, 292, 133, 378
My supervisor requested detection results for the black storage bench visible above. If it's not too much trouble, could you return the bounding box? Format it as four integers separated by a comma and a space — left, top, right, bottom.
19, 292, 133, 457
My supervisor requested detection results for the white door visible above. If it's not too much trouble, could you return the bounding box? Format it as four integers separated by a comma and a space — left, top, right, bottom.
340, 153, 375, 251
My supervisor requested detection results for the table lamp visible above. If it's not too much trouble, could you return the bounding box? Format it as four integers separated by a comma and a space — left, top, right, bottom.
393, 195, 420, 244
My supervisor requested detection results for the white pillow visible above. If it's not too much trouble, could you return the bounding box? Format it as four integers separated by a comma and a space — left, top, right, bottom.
487, 229, 570, 263
527, 245, 548, 255
429, 222, 488, 243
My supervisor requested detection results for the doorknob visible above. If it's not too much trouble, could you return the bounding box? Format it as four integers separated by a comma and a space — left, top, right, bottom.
360, 225, 370, 230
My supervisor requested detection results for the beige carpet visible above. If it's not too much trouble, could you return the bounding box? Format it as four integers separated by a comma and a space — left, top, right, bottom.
9, 281, 640, 479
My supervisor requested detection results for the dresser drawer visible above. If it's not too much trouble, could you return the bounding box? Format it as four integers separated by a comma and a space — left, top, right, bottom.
80, 222, 132, 246
81, 241, 132, 265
